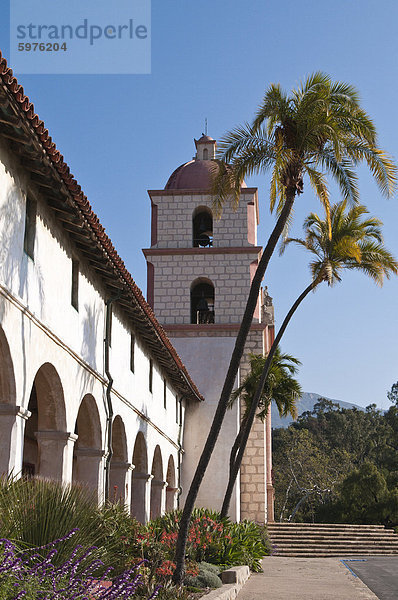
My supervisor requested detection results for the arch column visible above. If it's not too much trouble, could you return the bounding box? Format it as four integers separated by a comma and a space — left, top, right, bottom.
0, 404, 30, 475
166, 486, 179, 512
35, 431, 77, 482
132, 472, 153, 523
151, 478, 168, 519
110, 461, 133, 507
74, 447, 105, 498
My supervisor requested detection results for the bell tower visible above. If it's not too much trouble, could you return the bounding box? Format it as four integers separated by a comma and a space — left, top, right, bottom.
143, 135, 275, 522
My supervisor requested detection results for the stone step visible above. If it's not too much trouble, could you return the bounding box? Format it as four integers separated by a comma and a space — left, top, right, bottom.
270, 534, 398, 542
267, 525, 392, 533
274, 548, 398, 553
268, 523, 386, 528
267, 525, 390, 533
277, 550, 398, 557
268, 523, 398, 557
270, 532, 398, 537
269, 529, 397, 534
272, 543, 398, 549
272, 540, 398, 550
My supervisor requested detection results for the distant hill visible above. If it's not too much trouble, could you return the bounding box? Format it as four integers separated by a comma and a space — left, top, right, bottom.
271, 391, 364, 429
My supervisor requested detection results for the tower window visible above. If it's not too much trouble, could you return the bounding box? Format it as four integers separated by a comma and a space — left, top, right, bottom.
23, 196, 36, 259
191, 280, 215, 324
193, 208, 213, 248
203, 148, 208, 160
71, 259, 79, 311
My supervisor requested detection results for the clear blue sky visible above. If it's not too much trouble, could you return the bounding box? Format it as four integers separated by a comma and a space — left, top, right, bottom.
1, 0, 398, 409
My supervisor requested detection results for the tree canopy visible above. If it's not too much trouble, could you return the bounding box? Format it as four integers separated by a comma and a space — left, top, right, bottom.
273, 389, 398, 525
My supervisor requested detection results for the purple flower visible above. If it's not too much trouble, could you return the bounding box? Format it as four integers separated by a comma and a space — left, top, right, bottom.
0, 532, 162, 599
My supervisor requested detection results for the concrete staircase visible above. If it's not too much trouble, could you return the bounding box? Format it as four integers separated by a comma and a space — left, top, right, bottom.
268, 523, 398, 557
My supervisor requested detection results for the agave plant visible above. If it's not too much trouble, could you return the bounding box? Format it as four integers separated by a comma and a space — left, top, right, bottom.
0, 476, 136, 571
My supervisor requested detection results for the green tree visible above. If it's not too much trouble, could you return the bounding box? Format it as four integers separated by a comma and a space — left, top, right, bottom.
173, 73, 397, 583
226, 348, 300, 492
230, 348, 301, 421
220, 201, 398, 519
273, 427, 351, 522
329, 462, 398, 525
273, 382, 398, 524
387, 381, 398, 406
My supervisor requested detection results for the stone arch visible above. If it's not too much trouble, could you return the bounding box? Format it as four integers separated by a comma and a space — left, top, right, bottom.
192, 205, 213, 248
0, 324, 16, 405
150, 445, 164, 519
190, 277, 215, 324
72, 394, 103, 495
22, 363, 67, 479
109, 415, 129, 503
165, 455, 177, 512
0, 324, 18, 475
131, 431, 149, 523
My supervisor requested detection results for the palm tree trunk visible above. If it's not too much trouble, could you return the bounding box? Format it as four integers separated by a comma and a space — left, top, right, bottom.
220, 278, 319, 520
229, 417, 246, 476
172, 189, 296, 584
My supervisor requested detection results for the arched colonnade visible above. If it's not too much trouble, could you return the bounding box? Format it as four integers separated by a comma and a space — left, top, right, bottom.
0, 323, 178, 522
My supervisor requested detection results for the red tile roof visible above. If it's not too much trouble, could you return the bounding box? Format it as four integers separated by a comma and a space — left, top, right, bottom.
0, 50, 203, 403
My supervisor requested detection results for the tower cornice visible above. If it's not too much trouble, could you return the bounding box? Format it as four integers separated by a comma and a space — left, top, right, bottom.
148, 188, 258, 197
143, 246, 262, 257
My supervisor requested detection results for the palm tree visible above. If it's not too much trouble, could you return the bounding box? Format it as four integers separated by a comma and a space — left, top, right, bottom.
219, 201, 398, 519
226, 348, 300, 488
173, 73, 397, 583
231, 349, 301, 420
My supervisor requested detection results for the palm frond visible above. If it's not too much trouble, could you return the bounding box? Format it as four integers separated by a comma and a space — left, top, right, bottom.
230, 348, 301, 422
346, 143, 397, 198
318, 152, 359, 203
285, 200, 397, 288
211, 73, 396, 241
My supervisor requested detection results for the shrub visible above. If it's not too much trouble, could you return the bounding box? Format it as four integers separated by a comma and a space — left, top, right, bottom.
0, 477, 138, 573
140, 508, 230, 566
137, 508, 270, 573
184, 562, 222, 589
217, 521, 270, 572
197, 561, 220, 575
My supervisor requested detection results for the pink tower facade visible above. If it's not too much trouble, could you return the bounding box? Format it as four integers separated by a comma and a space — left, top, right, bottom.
143, 135, 275, 522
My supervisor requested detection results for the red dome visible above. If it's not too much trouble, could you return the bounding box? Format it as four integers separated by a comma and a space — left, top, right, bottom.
165, 160, 216, 190
165, 159, 247, 191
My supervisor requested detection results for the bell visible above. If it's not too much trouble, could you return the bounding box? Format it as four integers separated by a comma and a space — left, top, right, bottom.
196, 297, 209, 311
197, 215, 209, 235
197, 234, 210, 247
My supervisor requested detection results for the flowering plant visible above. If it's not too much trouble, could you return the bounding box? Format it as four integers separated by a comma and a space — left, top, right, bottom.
135, 509, 269, 574
0, 530, 160, 600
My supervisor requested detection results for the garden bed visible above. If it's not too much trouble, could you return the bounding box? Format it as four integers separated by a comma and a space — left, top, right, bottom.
0, 478, 268, 600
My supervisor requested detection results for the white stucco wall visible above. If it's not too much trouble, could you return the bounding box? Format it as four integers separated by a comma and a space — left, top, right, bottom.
0, 138, 188, 518
172, 336, 240, 519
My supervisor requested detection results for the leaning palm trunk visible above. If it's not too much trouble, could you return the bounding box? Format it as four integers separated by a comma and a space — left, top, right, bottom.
172, 189, 296, 584
220, 278, 319, 520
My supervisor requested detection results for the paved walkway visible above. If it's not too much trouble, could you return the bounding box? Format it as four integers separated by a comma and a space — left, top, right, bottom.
236, 557, 378, 600
348, 557, 398, 600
